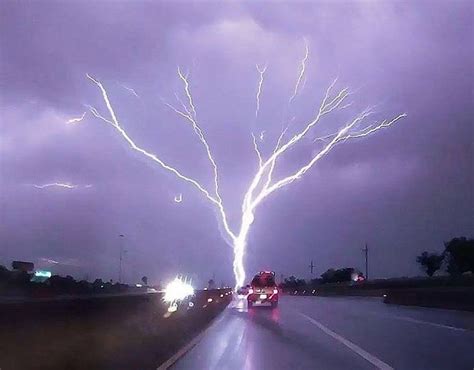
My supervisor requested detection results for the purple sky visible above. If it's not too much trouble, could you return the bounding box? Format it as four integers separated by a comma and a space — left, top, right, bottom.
1, 1, 472, 287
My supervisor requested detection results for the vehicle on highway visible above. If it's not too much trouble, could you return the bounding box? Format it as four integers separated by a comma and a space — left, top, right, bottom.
247, 271, 279, 308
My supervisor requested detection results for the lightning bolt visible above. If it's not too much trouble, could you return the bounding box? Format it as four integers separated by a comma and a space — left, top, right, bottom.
66, 112, 87, 124
86, 73, 236, 246
259, 131, 265, 142
164, 69, 232, 243
255, 64, 267, 118
177, 67, 197, 118
31, 183, 93, 190
174, 193, 183, 203
32, 183, 78, 189
251, 132, 263, 169
119, 83, 140, 98
86, 42, 406, 290
288, 38, 309, 104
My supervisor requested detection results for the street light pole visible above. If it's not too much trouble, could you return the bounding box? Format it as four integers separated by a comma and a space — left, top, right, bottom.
119, 234, 125, 283
362, 243, 369, 280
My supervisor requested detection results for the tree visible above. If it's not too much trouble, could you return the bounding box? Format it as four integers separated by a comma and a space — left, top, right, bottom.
0, 265, 10, 283
207, 279, 216, 289
320, 267, 362, 283
280, 276, 306, 290
444, 237, 474, 276
141, 276, 148, 286
416, 251, 444, 277
86, 42, 406, 288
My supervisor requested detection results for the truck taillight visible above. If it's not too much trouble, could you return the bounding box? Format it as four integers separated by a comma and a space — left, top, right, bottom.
248, 288, 254, 294
273, 289, 278, 294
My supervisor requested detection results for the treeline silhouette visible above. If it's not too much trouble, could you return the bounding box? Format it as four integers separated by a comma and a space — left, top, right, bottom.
416, 237, 474, 277
280, 236, 474, 292
0, 265, 137, 298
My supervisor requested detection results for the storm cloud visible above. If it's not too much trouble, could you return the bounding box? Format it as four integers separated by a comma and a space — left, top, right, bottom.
1, 1, 472, 286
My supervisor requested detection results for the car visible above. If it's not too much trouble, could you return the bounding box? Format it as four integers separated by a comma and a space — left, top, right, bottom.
247, 271, 279, 308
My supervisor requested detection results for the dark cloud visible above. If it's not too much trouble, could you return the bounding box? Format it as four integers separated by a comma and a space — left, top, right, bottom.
1, 1, 472, 286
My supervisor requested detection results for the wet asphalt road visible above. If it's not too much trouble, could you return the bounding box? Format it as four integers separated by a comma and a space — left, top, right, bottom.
172, 295, 474, 370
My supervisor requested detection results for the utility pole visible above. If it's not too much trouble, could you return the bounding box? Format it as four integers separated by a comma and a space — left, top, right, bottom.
362, 243, 369, 280
119, 234, 125, 283
309, 260, 315, 275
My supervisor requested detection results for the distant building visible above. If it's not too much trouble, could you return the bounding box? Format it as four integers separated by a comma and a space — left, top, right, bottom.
12, 261, 34, 272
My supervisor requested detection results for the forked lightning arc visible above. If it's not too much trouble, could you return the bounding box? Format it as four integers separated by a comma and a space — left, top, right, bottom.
86, 41, 406, 289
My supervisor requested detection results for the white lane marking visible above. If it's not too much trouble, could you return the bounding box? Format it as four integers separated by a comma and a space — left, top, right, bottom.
299, 313, 394, 370
157, 313, 226, 369
380, 314, 467, 332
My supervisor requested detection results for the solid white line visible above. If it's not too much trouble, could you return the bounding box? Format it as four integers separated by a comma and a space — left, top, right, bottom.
157, 312, 226, 370
299, 313, 394, 370
385, 314, 467, 332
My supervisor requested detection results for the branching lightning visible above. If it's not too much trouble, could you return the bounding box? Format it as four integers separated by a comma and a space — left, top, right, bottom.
66, 112, 87, 124
31, 182, 92, 190
86, 73, 236, 245
288, 38, 309, 104
255, 64, 267, 118
119, 83, 140, 98
251, 132, 263, 169
174, 193, 183, 203
32, 183, 77, 189
177, 67, 197, 118
86, 43, 406, 290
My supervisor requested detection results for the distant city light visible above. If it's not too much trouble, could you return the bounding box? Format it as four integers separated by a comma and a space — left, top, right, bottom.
31, 270, 52, 283
34, 270, 52, 278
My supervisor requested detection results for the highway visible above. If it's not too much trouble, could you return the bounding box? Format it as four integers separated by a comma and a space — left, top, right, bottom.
172, 295, 474, 370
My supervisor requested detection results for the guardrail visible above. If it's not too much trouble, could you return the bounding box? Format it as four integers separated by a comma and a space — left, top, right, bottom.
0, 288, 232, 370
281, 275, 474, 298
383, 287, 474, 312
